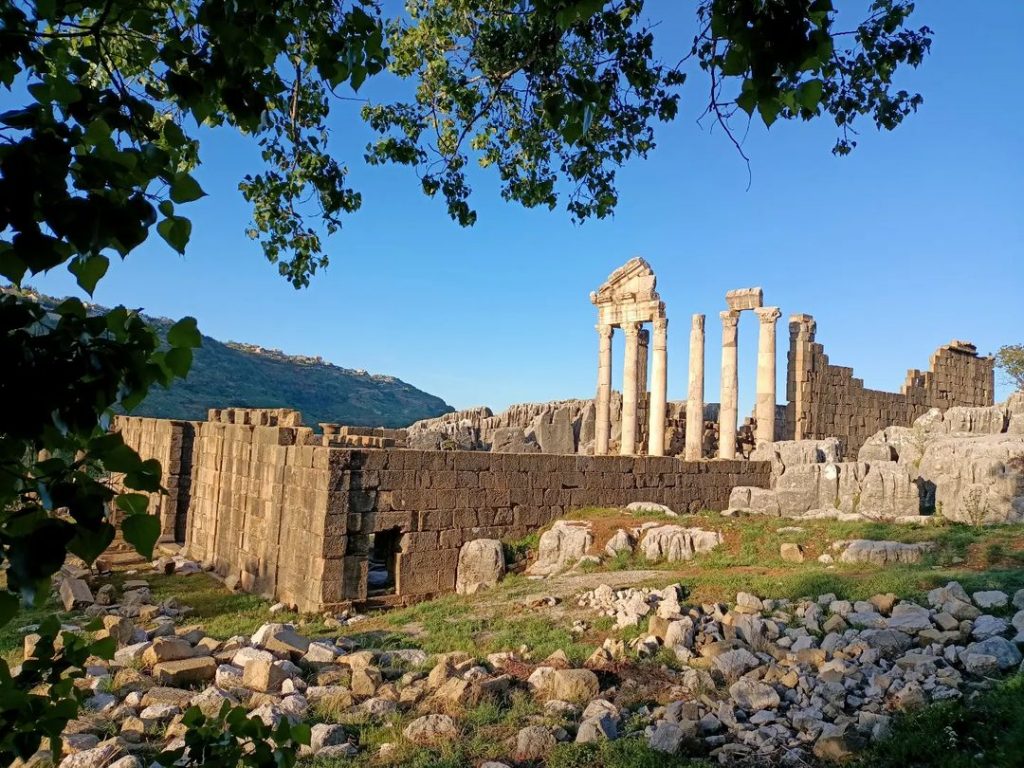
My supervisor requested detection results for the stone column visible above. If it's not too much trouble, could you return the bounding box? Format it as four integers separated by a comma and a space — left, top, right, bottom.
594, 324, 613, 455
684, 314, 705, 460
620, 322, 641, 456
647, 317, 668, 457
755, 307, 782, 444
718, 310, 740, 459
637, 328, 650, 396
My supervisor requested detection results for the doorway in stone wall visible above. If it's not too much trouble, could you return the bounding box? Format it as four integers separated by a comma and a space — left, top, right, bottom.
367, 528, 400, 596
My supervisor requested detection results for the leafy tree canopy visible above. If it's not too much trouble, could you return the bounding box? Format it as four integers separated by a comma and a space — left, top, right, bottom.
996, 345, 1024, 393
0, 0, 930, 760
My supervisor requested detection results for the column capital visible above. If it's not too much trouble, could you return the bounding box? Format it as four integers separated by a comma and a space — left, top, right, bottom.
755, 306, 782, 325
596, 324, 613, 339
720, 309, 740, 329
653, 315, 669, 333
622, 321, 642, 338
690, 313, 704, 332
638, 327, 650, 345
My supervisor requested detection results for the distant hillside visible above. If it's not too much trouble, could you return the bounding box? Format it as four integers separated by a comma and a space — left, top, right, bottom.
10, 287, 454, 428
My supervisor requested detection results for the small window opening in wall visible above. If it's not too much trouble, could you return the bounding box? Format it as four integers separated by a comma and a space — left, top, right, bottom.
367, 528, 400, 596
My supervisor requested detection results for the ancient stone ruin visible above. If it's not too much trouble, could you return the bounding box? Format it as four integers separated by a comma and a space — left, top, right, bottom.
111, 257, 1014, 612
114, 407, 768, 613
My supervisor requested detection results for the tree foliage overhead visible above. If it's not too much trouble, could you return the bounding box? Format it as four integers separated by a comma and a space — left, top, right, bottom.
0, 0, 931, 760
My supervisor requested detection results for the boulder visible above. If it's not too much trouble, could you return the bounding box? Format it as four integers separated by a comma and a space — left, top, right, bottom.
962, 637, 1021, 671
729, 679, 780, 711
780, 543, 804, 563
973, 591, 1009, 609
532, 408, 576, 454
915, 433, 1024, 524
59, 579, 94, 611
625, 501, 677, 516
838, 540, 934, 566
515, 726, 556, 760
141, 636, 192, 667
456, 539, 505, 595
152, 657, 216, 686
489, 427, 540, 453
527, 521, 593, 576
639, 525, 722, 562
403, 714, 459, 746
243, 657, 288, 693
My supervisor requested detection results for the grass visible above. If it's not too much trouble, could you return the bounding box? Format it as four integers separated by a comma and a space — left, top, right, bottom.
547, 738, 711, 768
855, 674, 1024, 768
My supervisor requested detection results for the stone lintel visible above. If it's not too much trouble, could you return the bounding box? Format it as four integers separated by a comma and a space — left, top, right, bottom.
725, 287, 764, 311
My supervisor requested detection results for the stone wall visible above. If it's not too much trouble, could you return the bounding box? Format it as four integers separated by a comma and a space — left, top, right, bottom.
112, 416, 196, 543
332, 448, 769, 604
785, 315, 995, 456
114, 408, 771, 612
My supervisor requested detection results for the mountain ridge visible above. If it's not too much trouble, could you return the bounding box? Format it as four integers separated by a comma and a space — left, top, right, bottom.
7, 286, 454, 428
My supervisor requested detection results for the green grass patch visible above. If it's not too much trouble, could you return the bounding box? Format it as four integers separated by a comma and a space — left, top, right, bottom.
856, 674, 1024, 767
548, 737, 711, 768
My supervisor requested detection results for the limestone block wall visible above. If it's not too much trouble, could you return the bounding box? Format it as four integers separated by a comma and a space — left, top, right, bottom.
786, 315, 994, 456
112, 415, 197, 542
182, 409, 343, 613
331, 449, 770, 605
114, 408, 771, 612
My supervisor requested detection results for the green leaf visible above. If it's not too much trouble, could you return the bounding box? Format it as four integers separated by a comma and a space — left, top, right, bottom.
166, 316, 201, 348
121, 514, 160, 560
66, 523, 116, 565
115, 493, 149, 516
169, 173, 205, 204
164, 346, 192, 377
68, 255, 109, 296
157, 216, 191, 254
758, 97, 781, 127
99, 443, 143, 474
798, 79, 825, 111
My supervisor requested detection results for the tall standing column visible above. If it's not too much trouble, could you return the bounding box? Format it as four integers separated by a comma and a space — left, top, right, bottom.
684, 314, 705, 460
718, 310, 740, 459
755, 307, 782, 444
637, 328, 650, 396
594, 324, 613, 455
620, 322, 641, 455
647, 317, 668, 456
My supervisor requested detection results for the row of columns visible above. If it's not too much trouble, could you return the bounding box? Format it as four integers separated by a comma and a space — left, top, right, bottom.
596, 305, 780, 459
594, 318, 668, 456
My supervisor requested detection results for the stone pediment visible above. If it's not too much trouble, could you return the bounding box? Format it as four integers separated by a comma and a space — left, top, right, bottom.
590, 257, 661, 308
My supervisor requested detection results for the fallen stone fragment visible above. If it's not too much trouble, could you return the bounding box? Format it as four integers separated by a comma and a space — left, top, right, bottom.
403, 714, 459, 746
59, 578, 94, 611
152, 656, 216, 686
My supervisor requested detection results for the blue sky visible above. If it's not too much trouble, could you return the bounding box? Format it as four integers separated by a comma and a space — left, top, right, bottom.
23, 2, 1024, 416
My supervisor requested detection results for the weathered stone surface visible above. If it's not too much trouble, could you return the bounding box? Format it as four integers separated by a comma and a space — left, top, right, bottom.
455, 539, 505, 595
780, 543, 804, 563
141, 637, 192, 667
527, 522, 593, 576
152, 656, 216, 686
838, 540, 934, 566
639, 525, 722, 562
59, 579, 94, 611
729, 679, 780, 710
242, 657, 288, 693
515, 726, 556, 760
403, 714, 459, 745
625, 501, 677, 516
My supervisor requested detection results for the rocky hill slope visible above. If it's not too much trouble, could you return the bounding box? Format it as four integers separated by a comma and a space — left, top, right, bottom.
8, 287, 453, 428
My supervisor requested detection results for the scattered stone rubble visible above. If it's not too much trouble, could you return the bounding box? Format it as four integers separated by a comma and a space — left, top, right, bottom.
575, 581, 1024, 763
24, 565, 1024, 768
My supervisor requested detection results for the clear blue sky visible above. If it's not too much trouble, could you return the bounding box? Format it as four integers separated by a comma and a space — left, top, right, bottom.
23, 3, 1024, 416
